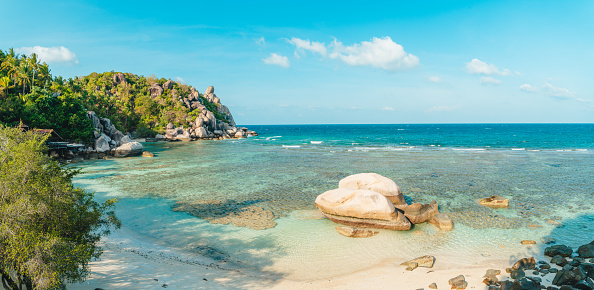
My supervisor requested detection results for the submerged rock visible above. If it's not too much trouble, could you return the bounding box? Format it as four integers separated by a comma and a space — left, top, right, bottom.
479, 195, 509, 208
546, 245, 574, 257
315, 188, 411, 230
401, 255, 435, 269
142, 151, 155, 157
173, 200, 276, 230
429, 213, 454, 230
335, 226, 379, 238
338, 173, 406, 205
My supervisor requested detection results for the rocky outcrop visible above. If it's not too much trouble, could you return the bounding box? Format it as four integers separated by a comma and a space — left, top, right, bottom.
338, 173, 406, 205
112, 73, 126, 85
86, 111, 139, 158
315, 188, 411, 230
149, 83, 164, 98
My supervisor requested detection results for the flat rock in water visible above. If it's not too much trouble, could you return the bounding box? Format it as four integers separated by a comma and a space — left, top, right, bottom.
429, 213, 454, 230
114, 141, 143, 157
335, 226, 379, 238
142, 151, 155, 157
521, 240, 537, 245
401, 255, 435, 268
479, 195, 509, 208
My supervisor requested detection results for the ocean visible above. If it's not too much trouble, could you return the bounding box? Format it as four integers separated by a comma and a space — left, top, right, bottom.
73, 124, 594, 280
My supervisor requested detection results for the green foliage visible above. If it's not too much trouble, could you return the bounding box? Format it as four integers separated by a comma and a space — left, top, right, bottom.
0, 125, 120, 289
0, 48, 233, 144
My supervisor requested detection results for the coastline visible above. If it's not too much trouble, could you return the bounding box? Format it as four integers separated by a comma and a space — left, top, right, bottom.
70, 221, 559, 290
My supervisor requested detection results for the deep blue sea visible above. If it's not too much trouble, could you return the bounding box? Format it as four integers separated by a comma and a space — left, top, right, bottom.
73, 124, 594, 280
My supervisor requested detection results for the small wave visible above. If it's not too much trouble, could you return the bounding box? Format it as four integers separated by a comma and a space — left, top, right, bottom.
452, 148, 486, 151
511, 148, 525, 151
310, 141, 323, 144
266, 136, 282, 140
397, 129, 405, 131
556, 149, 588, 152
282, 145, 301, 148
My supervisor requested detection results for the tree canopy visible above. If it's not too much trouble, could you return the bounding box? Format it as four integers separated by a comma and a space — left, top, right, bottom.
0, 48, 231, 143
0, 125, 120, 289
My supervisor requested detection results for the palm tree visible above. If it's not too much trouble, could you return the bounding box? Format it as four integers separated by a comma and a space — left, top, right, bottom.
0, 76, 13, 97
28, 53, 40, 89
0, 53, 19, 94
16, 61, 32, 95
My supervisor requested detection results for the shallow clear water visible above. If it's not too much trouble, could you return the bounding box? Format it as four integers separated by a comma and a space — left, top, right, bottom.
73, 124, 594, 280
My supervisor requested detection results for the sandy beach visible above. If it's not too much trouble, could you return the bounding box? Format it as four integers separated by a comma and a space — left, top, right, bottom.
69, 224, 562, 290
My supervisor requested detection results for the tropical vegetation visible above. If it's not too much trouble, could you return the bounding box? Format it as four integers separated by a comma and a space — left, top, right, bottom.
0, 125, 120, 289
0, 48, 227, 144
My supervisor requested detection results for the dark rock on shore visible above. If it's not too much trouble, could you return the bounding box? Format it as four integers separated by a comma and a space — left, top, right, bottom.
546, 245, 574, 257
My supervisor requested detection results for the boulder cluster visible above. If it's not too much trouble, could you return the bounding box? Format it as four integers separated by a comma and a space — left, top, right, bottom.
477, 241, 594, 290
314, 173, 453, 236
87, 111, 143, 158
150, 85, 257, 141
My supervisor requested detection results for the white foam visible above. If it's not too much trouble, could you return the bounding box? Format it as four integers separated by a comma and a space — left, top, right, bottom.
282, 145, 301, 148
266, 136, 282, 140
453, 148, 486, 151
511, 148, 525, 151
310, 141, 323, 144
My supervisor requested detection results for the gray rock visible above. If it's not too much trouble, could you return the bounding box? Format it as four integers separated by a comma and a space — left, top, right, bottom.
205, 85, 214, 95
163, 80, 173, 90
111, 130, 125, 146
546, 245, 574, 257
95, 134, 111, 153
401, 255, 435, 268
552, 255, 569, 266
167, 122, 175, 130
120, 135, 132, 145
578, 244, 594, 258
512, 257, 536, 271
114, 141, 143, 157
113, 72, 126, 85
149, 83, 163, 98
448, 275, 467, 289
195, 127, 208, 138
511, 269, 526, 279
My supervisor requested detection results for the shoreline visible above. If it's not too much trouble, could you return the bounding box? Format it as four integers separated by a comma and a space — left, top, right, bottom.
69, 220, 564, 290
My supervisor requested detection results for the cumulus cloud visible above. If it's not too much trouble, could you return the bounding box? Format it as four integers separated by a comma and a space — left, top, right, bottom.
480, 76, 502, 85
262, 53, 290, 68
287, 37, 327, 56
466, 59, 511, 76
329, 37, 419, 71
543, 83, 573, 99
519, 84, 537, 92
16, 46, 79, 64
381, 106, 395, 111
428, 76, 442, 83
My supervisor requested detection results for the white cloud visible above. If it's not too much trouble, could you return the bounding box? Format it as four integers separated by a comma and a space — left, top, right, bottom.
175, 77, 185, 83
426, 105, 461, 112
329, 37, 419, 71
16, 46, 79, 64
428, 76, 442, 83
255, 37, 266, 46
480, 76, 502, 85
262, 53, 290, 68
519, 84, 537, 92
287, 38, 327, 56
466, 59, 511, 76
381, 106, 395, 111
543, 83, 573, 99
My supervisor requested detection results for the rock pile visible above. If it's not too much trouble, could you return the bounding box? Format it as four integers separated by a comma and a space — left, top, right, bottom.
314, 173, 453, 235
149, 85, 257, 141
86, 111, 143, 158
479, 240, 594, 289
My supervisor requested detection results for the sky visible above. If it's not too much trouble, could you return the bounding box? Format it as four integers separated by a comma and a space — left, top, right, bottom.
1, 0, 593, 124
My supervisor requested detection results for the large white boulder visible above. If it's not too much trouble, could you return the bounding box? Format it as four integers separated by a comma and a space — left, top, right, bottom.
95, 134, 111, 153
315, 188, 411, 230
114, 141, 143, 157
339, 173, 406, 205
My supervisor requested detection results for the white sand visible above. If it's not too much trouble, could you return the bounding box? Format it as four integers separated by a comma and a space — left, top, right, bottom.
70, 225, 558, 290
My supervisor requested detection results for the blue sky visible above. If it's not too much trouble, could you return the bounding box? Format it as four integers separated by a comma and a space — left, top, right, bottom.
2, 0, 593, 124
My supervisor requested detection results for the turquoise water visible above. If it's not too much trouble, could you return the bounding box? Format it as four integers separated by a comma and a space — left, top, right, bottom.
73, 124, 594, 280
